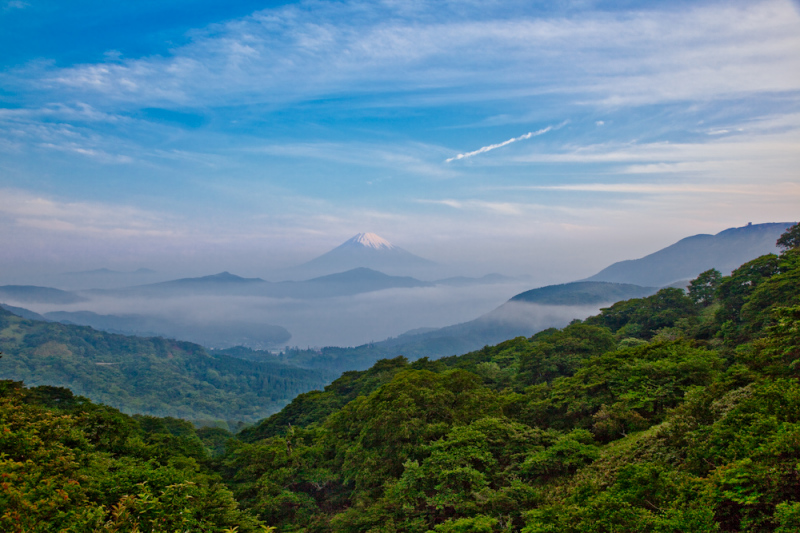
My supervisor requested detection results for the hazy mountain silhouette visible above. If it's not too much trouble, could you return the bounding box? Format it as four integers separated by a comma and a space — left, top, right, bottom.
511, 281, 657, 306
92, 267, 432, 299
584, 222, 794, 287
0, 303, 51, 321
57, 267, 165, 289
0, 285, 87, 305
369, 281, 655, 360
274, 233, 437, 280
149, 271, 266, 288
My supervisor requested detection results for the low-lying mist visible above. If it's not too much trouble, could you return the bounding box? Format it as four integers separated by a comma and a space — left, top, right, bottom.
17, 280, 552, 349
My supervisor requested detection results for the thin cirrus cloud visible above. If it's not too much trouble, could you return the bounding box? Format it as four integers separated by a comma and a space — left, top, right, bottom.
416, 198, 534, 216
0, 188, 175, 238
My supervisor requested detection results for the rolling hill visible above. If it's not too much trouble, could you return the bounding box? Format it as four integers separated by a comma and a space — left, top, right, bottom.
0, 306, 333, 423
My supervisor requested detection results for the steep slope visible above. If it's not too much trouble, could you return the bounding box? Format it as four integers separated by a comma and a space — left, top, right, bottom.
585, 222, 794, 286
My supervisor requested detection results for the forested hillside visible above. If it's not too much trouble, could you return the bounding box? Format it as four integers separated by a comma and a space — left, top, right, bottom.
219, 226, 800, 531
0, 311, 334, 424
3, 224, 799, 532
0, 381, 266, 531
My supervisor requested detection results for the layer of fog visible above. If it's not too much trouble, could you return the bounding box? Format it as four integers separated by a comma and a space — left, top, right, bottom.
16, 280, 551, 349
483, 300, 606, 330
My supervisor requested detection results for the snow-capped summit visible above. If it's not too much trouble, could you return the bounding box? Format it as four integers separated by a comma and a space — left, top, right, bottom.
344, 233, 395, 250
273, 232, 438, 280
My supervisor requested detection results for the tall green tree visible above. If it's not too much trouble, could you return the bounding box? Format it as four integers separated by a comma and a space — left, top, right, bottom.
776, 222, 800, 250
689, 268, 722, 306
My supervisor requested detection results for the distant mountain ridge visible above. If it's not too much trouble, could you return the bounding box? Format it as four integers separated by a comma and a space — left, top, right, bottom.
56, 267, 165, 290
148, 271, 266, 287
0, 303, 50, 321
0, 285, 86, 305
585, 222, 794, 287
64, 267, 157, 275
511, 281, 657, 306
96, 267, 432, 299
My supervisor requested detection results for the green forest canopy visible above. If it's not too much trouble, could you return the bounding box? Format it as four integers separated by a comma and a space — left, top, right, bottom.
2, 224, 800, 532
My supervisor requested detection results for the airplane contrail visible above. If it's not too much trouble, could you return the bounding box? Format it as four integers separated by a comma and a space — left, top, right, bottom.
445, 125, 556, 163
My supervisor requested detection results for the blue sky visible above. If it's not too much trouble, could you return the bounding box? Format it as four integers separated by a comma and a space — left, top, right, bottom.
1, 0, 799, 282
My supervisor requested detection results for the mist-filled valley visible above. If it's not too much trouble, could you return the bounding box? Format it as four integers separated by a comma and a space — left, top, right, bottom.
7, 280, 542, 349
1, 223, 791, 356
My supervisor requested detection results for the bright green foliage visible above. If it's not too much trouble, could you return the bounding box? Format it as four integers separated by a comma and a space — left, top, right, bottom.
7, 248, 800, 531
239, 356, 411, 442
521, 341, 722, 433
586, 287, 697, 340
0, 380, 265, 532
774, 501, 800, 532
327, 369, 502, 497
715, 254, 781, 341
515, 324, 616, 386
738, 250, 800, 336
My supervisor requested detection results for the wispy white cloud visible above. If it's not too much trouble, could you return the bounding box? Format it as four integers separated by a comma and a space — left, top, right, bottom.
510, 182, 800, 196
445, 125, 555, 163
0, 189, 176, 238
37, 142, 133, 163
4, 1, 28, 10
7, 0, 798, 109
0, 103, 124, 123
0, 104, 140, 164
416, 198, 536, 215
1, 0, 798, 281
506, 116, 800, 181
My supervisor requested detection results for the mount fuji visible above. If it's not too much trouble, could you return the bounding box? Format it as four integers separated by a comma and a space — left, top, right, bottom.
275, 233, 438, 280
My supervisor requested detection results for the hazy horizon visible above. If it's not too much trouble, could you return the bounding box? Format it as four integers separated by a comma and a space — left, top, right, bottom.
1, 0, 798, 286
